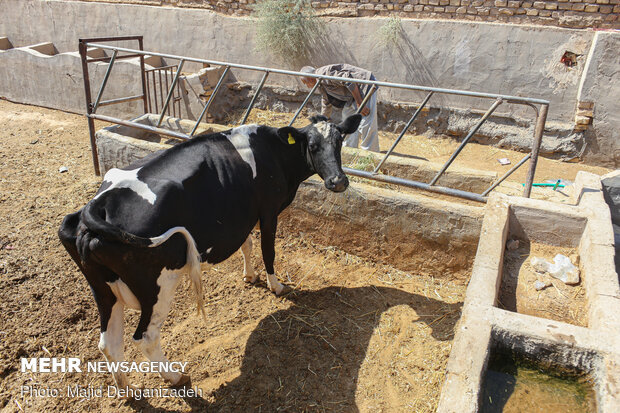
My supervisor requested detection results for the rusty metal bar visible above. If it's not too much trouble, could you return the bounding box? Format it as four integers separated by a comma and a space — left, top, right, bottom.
523, 103, 548, 198
289, 78, 322, 127
157, 60, 185, 127
138, 37, 148, 114
89, 113, 190, 141
374, 91, 434, 173
343, 167, 486, 203
429, 98, 503, 186
158, 69, 164, 116
190, 66, 230, 137
481, 153, 531, 197
240, 71, 269, 125
92, 49, 118, 113
87, 53, 142, 63
78, 39, 100, 176
97, 94, 144, 108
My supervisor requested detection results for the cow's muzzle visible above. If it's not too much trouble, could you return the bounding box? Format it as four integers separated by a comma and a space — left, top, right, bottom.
325, 174, 349, 193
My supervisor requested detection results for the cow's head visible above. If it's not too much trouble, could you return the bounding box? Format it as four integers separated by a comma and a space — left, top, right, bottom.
277, 114, 362, 192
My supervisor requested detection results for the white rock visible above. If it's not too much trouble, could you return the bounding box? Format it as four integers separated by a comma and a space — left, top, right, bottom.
531, 254, 580, 285
58, 166, 68, 173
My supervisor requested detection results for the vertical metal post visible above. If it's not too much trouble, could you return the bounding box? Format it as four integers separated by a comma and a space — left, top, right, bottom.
157, 60, 185, 127
190, 66, 230, 137
374, 91, 434, 173
138, 37, 148, 114
289, 79, 322, 126
429, 98, 503, 186
78, 40, 101, 176
523, 103, 548, 198
240, 71, 269, 125
91, 50, 118, 113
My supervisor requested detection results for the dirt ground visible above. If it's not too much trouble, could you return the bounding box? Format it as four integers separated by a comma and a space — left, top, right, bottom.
499, 241, 587, 327
0, 99, 467, 413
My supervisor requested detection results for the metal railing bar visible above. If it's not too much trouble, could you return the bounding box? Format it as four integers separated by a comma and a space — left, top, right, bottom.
88, 113, 190, 141
429, 98, 503, 186
289, 79, 322, 127
481, 153, 531, 197
80, 35, 144, 43
523, 104, 549, 198
92, 49, 118, 113
138, 37, 148, 115
343, 167, 487, 203
85, 43, 550, 105
145, 69, 151, 112
373, 91, 434, 173
87, 53, 143, 63
145, 64, 181, 72
190, 66, 230, 137
97, 94, 144, 108
158, 69, 164, 114
240, 71, 269, 125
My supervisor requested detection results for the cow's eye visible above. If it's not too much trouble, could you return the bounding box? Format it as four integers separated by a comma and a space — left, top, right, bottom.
309, 143, 319, 152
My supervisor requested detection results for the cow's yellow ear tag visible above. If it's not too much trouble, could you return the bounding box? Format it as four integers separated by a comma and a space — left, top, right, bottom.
288, 133, 296, 145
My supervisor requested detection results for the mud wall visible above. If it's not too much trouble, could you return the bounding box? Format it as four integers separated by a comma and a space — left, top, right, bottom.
0, 0, 618, 166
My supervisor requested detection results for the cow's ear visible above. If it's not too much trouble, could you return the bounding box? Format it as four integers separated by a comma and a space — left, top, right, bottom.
336, 114, 362, 135
276, 127, 306, 146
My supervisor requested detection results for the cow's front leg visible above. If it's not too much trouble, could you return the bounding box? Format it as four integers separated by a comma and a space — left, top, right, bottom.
240, 236, 258, 284
259, 216, 286, 295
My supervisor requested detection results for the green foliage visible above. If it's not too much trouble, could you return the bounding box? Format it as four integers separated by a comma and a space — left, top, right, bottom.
254, 0, 321, 60
378, 16, 403, 47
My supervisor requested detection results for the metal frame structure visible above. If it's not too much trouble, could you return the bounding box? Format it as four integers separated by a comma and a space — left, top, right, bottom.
79, 37, 550, 202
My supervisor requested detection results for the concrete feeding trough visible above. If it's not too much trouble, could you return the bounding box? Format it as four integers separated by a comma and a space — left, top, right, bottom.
438, 172, 620, 412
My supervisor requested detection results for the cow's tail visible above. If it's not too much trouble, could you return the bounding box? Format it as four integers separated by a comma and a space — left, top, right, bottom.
80, 199, 206, 320
149, 227, 206, 321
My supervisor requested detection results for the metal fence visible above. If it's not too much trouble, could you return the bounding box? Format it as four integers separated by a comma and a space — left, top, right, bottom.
79, 36, 550, 202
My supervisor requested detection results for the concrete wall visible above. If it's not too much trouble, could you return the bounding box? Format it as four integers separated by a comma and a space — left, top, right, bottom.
0, 0, 618, 166
61, 0, 620, 29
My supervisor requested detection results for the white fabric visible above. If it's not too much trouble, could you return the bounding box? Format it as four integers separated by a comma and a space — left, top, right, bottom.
341, 92, 380, 152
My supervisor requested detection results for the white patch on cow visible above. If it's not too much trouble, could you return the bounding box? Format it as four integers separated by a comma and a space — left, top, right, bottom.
94, 167, 157, 205
240, 236, 257, 283
314, 121, 333, 141
134, 268, 184, 384
226, 125, 258, 178
107, 279, 141, 310
266, 272, 285, 295
98, 301, 131, 389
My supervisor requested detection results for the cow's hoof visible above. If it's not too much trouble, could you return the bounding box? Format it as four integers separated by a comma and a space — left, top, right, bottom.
273, 283, 293, 296
243, 274, 258, 284
171, 374, 191, 387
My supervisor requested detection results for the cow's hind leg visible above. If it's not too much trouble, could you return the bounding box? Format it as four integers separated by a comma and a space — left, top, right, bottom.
90, 277, 133, 390
133, 269, 188, 386
241, 236, 258, 284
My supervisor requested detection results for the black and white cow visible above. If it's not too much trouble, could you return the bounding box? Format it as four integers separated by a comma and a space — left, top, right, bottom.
58, 114, 361, 389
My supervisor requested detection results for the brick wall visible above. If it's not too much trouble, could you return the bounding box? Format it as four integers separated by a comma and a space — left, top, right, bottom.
75, 0, 619, 29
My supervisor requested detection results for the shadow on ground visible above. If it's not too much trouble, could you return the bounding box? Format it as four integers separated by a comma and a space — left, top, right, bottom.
129, 286, 462, 412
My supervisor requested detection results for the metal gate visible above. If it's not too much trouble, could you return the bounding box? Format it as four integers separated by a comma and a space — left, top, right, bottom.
78, 36, 550, 202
